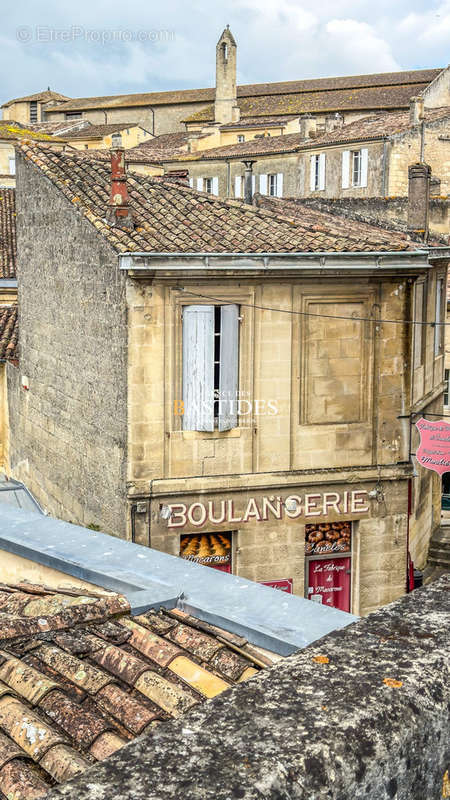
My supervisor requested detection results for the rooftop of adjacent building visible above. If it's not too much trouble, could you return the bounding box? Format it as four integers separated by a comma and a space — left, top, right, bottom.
0, 121, 65, 144
16, 141, 419, 254
1, 90, 70, 109
0, 188, 16, 279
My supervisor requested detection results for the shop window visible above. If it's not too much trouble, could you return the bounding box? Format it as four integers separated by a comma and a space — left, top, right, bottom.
413, 281, 425, 369
434, 277, 444, 357
180, 532, 232, 572
29, 101, 38, 123
182, 304, 239, 431
305, 522, 352, 612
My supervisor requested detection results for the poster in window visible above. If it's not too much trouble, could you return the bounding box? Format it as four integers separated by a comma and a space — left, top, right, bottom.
180, 532, 232, 572
305, 521, 351, 556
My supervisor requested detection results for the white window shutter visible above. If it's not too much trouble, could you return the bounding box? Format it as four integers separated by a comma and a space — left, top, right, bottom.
196, 177, 204, 191
342, 151, 350, 189
310, 155, 316, 191
9, 157, 15, 176
212, 176, 219, 195
360, 148, 368, 188
189, 177, 194, 188
276, 173, 283, 197
259, 174, 268, 195
318, 153, 326, 190
219, 305, 239, 431
234, 175, 242, 197
182, 306, 214, 432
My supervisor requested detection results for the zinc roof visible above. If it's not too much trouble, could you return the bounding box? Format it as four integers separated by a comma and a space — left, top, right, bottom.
17, 142, 414, 254
0, 582, 277, 798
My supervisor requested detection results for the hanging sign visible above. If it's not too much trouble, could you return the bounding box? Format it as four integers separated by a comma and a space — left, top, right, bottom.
260, 579, 293, 593
416, 418, 450, 475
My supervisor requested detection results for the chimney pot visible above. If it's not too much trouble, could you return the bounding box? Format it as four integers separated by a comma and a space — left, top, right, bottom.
409, 96, 424, 126
242, 160, 254, 204
407, 162, 431, 241
107, 133, 133, 230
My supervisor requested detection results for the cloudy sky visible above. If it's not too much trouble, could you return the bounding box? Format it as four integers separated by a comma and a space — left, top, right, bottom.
1, 0, 449, 107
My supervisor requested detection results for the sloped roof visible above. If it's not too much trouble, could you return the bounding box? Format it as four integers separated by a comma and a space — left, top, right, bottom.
43, 68, 440, 113
182, 81, 438, 123
62, 123, 148, 140
17, 142, 414, 254
219, 115, 294, 130
0, 581, 276, 798
124, 132, 191, 162
2, 90, 69, 109
0, 306, 18, 361
0, 189, 16, 279
169, 131, 306, 161
0, 122, 65, 143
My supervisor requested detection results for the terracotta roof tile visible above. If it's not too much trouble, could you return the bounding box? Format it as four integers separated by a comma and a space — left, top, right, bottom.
63, 122, 147, 140
17, 142, 414, 254
0, 759, 49, 799
0, 188, 16, 279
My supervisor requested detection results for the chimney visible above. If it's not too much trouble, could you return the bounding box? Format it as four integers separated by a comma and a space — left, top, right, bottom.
107, 132, 133, 230
243, 160, 255, 204
409, 96, 424, 126
299, 114, 317, 139
407, 162, 431, 241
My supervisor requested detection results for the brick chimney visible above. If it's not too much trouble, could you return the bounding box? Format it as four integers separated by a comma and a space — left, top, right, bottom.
409, 96, 424, 126
407, 162, 431, 241
107, 133, 133, 230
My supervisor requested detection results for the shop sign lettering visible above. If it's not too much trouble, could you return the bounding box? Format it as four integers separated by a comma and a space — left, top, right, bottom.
166, 490, 369, 529
416, 418, 450, 475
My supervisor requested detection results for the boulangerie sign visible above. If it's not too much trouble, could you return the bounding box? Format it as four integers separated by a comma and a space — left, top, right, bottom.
416, 418, 450, 475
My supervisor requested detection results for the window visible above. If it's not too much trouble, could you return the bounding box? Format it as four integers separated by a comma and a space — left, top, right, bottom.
201, 177, 219, 195
413, 281, 425, 369
64, 111, 82, 120
309, 153, 325, 191
445, 369, 450, 407
8, 157, 15, 176
180, 532, 232, 572
342, 148, 368, 188
434, 277, 444, 357
237, 134, 245, 142
259, 173, 283, 197
182, 304, 239, 432
234, 175, 243, 197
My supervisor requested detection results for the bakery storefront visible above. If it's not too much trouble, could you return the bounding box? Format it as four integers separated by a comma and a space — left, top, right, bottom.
150, 480, 404, 616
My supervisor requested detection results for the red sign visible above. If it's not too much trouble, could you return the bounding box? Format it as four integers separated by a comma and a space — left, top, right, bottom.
260, 579, 293, 593
307, 557, 351, 612
416, 418, 450, 475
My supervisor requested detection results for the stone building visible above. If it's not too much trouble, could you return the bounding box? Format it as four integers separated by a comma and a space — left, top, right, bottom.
1, 89, 69, 125
12, 28, 442, 137
6, 140, 449, 616
0, 121, 66, 187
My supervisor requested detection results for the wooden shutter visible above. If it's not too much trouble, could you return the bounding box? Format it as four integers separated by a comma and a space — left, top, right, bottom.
212, 177, 219, 195
259, 174, 268, 194
276, 173, 283, 197
360, 148, 368, 188
310, 156, 316, 191
234, 175, 242, 197
196, 177, 204, 191
341, 151, 350, 189
318, 154, 326, 190
219, 305, 239, 431
182, 306, 214, 432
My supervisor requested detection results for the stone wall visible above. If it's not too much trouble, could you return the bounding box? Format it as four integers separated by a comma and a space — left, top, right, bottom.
42, 574, 450, 800
169, 153, 300, 198
8, 151, 129, 535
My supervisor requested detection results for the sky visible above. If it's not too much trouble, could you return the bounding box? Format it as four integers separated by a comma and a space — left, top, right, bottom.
1, 0, 449, 107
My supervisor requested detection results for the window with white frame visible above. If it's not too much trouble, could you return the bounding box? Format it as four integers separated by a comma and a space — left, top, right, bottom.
8, 157, 15, 176
309, 153, 325, 191
198, 177, 219, 195
342, 148, 368, 189
237, 134, 245, 142
434, 277, 444, 357
182, 304, 239, 432
259, 173, 283, 197
413, 281, 425, 369
234, 175, 244, 197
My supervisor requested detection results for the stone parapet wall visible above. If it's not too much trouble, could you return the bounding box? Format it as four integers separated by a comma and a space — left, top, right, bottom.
42, 574, 450, 800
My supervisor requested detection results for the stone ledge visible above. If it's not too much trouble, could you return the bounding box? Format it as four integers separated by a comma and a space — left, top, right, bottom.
43, 575, 450, 800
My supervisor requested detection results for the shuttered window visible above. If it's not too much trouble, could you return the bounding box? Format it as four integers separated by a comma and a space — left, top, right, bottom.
234, 175, 242, 197
276, 172, 283, 197
259, 174, 268, 195
196, 177, 204, 191
434, 278, 444, 356
182, 304, 239, 432
310, 154, 325, 191
351, 149, 368, 187
341, 150, 350, 189
189, 177, 194, 188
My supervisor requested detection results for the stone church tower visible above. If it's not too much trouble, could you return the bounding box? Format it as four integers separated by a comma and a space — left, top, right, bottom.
214, 26, 240, 124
